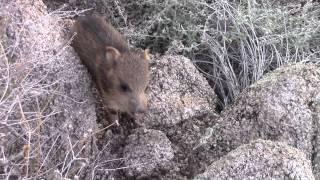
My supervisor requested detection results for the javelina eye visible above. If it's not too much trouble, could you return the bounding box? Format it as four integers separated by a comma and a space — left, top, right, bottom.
144, 86, 149, 92
120, 83, 130, 92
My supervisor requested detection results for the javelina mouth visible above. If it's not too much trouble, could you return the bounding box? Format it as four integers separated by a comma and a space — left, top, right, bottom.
131, 111, 146, 119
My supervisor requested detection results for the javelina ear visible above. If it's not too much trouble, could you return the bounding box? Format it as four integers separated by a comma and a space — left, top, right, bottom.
100, 46, 120, 77
143, 49, 150, 61
105, 46, 121, 66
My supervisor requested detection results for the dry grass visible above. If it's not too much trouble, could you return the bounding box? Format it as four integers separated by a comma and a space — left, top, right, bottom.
121, 0, 320, 108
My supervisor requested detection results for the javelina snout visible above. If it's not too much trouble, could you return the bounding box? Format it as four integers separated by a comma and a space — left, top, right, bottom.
129, 93, 148, 114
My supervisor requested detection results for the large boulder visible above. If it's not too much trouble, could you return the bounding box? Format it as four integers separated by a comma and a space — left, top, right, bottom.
139, 55, 218, 178
199, 63, 320, 177
195, 139, 315, 180
123, 128, 174, 178
136, 55, 217, 128
0, 0, 97, 178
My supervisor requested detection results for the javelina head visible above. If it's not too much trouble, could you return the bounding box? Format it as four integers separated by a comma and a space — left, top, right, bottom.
96, 47, 150, 115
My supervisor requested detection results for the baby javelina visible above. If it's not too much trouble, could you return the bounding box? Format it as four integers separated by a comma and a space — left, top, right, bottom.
71, 15, 150, 124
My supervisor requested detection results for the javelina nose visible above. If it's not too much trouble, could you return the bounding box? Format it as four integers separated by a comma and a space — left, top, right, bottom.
131, 95, 147, 114
135, 106, 146, 114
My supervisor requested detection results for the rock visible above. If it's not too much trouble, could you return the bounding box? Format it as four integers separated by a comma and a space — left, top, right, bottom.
136, 55, 217, 128
161, 113, 218, 179
201, 63, 320, 175
123, 128, 174, 178
133, 55, 218, 179
195, 139, 315, 180
0, 0, 97, 178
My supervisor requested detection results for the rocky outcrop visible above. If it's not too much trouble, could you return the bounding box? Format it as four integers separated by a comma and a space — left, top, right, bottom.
1, 0, 320, 179
0, 0, 97, 178
195, 139, 315, 180
199, 63, 320, 178
133, 55, 218, 179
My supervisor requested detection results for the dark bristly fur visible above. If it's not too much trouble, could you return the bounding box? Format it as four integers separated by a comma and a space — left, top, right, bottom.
71, 15, 150, 115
